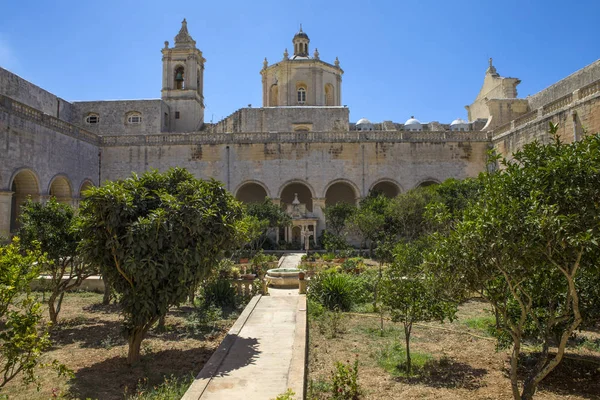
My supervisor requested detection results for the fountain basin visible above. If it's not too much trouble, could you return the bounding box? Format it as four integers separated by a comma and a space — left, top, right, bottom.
266, 268, 304, 288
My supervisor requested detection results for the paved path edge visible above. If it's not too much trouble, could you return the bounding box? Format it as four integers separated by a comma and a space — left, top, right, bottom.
181, 294, 262, 400
287, 295, 307, 399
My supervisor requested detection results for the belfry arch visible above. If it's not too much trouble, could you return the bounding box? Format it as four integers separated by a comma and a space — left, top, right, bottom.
9, 169, 41, 233
48, 175, 73, 205
235, 181, 269, 204
324, 180, 359, 207
370, 180, 401, 199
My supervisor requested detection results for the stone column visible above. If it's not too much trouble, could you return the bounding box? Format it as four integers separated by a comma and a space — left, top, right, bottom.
0, 192, 13, 239
312, 197, 326, 237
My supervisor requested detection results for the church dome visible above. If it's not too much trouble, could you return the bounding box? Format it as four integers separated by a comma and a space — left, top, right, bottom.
294, 30, 309, 40
451, 118, 467, 126
356, 118, 373, 131
405, 116, 421, 126
404, 116, 422, 131
450, 118, 469, 132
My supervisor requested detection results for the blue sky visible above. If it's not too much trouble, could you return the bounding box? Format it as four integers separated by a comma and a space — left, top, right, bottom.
1, 0, 599, 124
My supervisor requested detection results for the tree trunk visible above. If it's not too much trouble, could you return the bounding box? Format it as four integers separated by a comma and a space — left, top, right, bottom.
510, 338, 522, 400
127, 323, 153, 365
520, 379, 537, 400
404, 323, 412, 375
48, 292, 59, 325
157, 313, 166, 331
102, 275, 111, 305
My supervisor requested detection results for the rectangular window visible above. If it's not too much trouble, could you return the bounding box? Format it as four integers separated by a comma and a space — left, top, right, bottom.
175, 111, 180, 119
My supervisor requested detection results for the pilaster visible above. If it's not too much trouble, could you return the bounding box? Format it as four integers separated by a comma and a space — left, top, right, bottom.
0, 192, 14, 239
311, 197, 326, 236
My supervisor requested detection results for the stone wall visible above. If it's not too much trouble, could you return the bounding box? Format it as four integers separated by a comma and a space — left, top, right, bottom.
210, 107, 349, 133
100, 136, 489, 234
71, 100, 167, 135
492, 88, 600, 158
528, 59, 600, 110
0, 67, 73, 121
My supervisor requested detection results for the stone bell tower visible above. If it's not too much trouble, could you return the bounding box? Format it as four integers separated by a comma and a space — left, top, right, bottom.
161, 19, 206, 132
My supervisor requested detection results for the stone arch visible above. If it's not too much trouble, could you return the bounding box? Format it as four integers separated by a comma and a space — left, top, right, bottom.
235, 181, 270, 204
325, 83, 335, 106
369, 179, 402, 199
79, 179, 95, 198
174, 65, 185, 89
278, 180, 315, 212
9, 168, 41, 233
48, 175, 73, 205
269, 84, 279, 107
415, 178, 441, 189
324, 179, 360, 207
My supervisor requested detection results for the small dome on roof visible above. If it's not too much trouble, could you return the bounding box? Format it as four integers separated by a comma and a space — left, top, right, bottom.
356, 118, 374, 131
405, 116, 421, 125
451, 118, 468, 125
294, 25, 309, 40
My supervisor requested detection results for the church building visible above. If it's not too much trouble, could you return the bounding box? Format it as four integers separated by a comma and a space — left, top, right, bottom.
1, 20, 599, 244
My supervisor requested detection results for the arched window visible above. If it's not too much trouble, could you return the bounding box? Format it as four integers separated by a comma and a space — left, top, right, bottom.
325, 84, 334, 106
270, 84, 279, 106
174, 66, 185, 90
297, 87, 306, 104
127, 112, 142, 125
85, 113, 99, 124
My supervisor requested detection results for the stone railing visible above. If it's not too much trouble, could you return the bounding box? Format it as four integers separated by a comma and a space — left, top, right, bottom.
580, 80, 600, 98
0, 94, 100, 145
513, 110, 538, 127
101, 130, 490, 147
492, 77, 600, 140
542, 93, 573, 115
231, 279, 260, 297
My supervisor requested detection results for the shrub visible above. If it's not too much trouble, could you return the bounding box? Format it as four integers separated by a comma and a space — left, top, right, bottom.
308, 272, 354, 311
203, 279, 236, 308
271, 388, 296, 400
125, 374, 193, 399
331, 358, 360, 400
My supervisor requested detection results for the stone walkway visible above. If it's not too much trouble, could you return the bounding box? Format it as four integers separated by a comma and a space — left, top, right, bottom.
182, 253, 306, 400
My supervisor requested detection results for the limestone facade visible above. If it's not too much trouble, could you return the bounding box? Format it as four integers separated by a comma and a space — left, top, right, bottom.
1, 20, 599, 241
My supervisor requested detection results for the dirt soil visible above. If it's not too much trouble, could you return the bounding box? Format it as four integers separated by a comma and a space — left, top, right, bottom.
1, 292, 238, 400
308, 299, 600, 400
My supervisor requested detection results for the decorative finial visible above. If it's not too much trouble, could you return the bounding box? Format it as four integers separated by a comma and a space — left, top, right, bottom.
334, 57, 340, 68
293, 193, 300, 205
299, 23, 303, 32
283, 48, 289, 60
263, 57, 268, 69
314, 48, 320, 60
175, 18, 196, 48
164, 41, 169, 49
486, 57, 498, 75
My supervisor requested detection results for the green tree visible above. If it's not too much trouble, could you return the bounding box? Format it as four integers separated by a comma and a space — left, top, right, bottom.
0, 238, 51, 389
19, 198, 94, 324
381, 239, 457, 375
324, 202, 356, 236
348, 194, 390, 257
78, 168, 244, 364
246, 198, 291, 250
430, 124, 600, 399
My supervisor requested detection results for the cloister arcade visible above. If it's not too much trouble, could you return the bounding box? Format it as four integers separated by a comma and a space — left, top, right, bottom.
1, 168, 94, 237
232, 177, 437, 245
